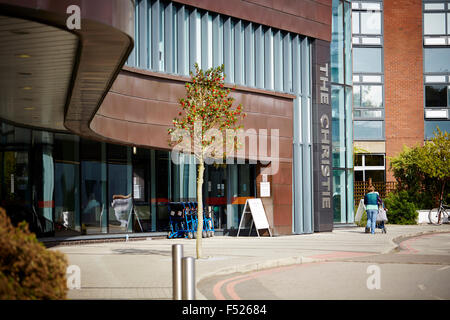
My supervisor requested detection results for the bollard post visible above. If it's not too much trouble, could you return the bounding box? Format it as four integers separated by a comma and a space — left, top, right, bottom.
182, 256, 196, 300
172, 244, 183, 300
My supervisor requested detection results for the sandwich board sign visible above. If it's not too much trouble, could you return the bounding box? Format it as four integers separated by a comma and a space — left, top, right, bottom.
237, 198, 272, 237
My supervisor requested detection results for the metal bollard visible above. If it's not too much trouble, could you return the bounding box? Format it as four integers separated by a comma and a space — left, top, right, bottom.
182, 256, 196, 300
172, 244, 183, 300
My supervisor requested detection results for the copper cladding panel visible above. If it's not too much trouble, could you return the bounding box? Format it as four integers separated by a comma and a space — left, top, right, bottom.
92, 68, 294, 163
171, 0, 332, 41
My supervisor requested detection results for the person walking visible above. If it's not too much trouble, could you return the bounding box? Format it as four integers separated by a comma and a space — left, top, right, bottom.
364, 185, 381, 234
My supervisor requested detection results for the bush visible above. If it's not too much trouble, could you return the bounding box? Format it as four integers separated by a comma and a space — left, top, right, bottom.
384, 191, 418, 225
0, 207, 68, 299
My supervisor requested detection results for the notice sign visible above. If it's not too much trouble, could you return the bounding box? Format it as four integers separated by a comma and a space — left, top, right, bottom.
260, 182, 270, 197
237, 199, 272, 237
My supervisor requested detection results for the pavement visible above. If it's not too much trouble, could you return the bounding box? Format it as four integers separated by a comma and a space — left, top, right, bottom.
49, 224, 450, 300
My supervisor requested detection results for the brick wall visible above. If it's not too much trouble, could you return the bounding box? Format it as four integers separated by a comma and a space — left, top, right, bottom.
384, 0, 424, 181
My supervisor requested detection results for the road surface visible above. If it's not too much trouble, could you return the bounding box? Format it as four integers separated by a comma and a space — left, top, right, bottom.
199, 232, 450, 300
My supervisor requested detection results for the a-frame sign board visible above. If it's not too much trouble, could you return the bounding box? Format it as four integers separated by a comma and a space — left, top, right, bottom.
237, 198, 272, 237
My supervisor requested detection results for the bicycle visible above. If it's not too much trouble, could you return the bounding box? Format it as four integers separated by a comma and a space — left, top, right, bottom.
428, 199, 450, 225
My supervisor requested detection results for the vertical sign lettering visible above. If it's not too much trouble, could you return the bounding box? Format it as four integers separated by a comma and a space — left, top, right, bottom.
319, 63, 331, 209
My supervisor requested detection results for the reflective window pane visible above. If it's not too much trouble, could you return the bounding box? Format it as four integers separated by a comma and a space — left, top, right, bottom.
332, 86, 346, 168
425, 121, 450, 139
353, 47, 382, 73
365, 170, 385, 182
344, 2, 352, 85
355, 170, 364, 181
332, 169, 346, 223
353, 85, 361, 108
365, 155, 384, 166
448, 86, 450, 106
108, 144, 132, 233
361, 85, 383, 108
360, 12, 381, 34
54, 134, 80, 234
352, 12, 360, 34
361, 110, 383, 118
345, 87, 353, 169
425, 85, 448, 107
424, 13, 446, 35
448, 13, 450, 34
354, 154, 363, 166
331, 0, 344, 83
80, 139, 107, 234
354, 120, 384, 140
424, 48, 450, 73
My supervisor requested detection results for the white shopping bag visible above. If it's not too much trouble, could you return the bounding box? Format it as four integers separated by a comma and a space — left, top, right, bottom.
376, 207, 388, 222
355, 199, 366, 223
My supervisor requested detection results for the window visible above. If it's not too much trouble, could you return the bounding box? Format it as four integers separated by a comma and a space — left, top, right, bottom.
425, 121, 450, 139
353, 84, 383, 119
353, 47, 382, 73
355, 110, 383, 118
360, 11, 381, 34
352, 5, 382, 36
361, 85, 383, 108
364, 154, 384, 166
354, 120, 384, 140
352, 12, 360, 34
424, 48, 450, 73
425, 85, 448, 107
354, 154, 385, 182
424, 13, 446, 35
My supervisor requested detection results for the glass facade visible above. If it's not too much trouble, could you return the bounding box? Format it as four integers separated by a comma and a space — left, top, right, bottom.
128, 0, 315, 234
331, 0, 354, 224
0, 121, 258, 236
423, 1, 450, 139
352, 0, 385, 142
1, 0, 354, 236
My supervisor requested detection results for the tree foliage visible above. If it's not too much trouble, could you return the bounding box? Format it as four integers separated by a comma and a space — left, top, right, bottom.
168, 64, 245, 258
389, 127, 450, 210
417, 128, 450, 200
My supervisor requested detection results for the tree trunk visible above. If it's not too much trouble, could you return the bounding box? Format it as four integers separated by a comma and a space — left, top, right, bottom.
196, 160, 205, 259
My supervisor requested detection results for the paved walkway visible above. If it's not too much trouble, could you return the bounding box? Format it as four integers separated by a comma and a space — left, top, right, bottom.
49, 224, 450, 300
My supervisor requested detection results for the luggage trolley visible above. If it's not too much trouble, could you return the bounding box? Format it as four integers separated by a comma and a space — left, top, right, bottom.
203, 205, 215, 237
184, 202, 197, 239
168, 202, 188, 238
192, 202, 215, 238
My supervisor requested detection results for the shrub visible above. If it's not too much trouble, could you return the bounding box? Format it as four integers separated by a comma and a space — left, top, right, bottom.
0, 207, 68, 299
384, 191, 418, 225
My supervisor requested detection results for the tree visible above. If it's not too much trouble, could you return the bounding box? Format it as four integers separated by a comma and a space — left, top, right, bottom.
417, 128, 450, 203
389, 144, 427, 193
168, 64, 245, 259
388, 127, 449, 210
